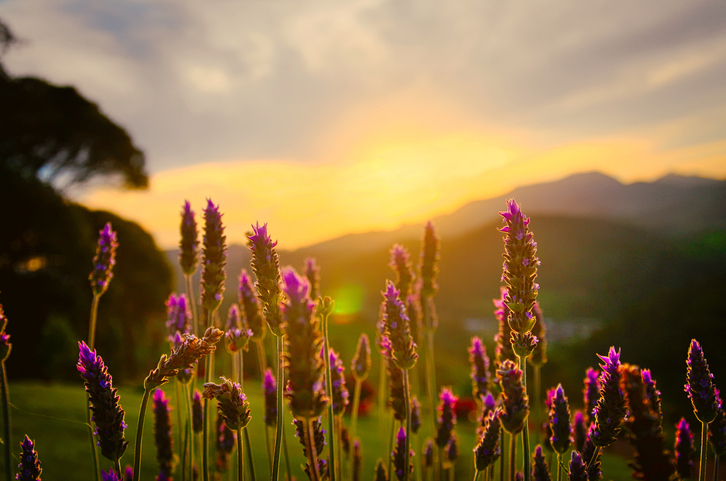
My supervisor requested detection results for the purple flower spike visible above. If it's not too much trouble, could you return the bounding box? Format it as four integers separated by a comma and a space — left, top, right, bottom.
165, 293, 191, 340
675, 418, 694, 479
469, 336, 490, 403
153, 389, 175, 478
16, 435, 42, 480
77, 341, 128, 462
263, 368, 277, 427
124, 466, 133, 481
381, 280, 418, 370
179, 200, 199, 276
436, 387, 458, 447
238, 269, 266, 341
497, 360, 529, 435
411, 396, 421, 434
200, 199, 226, 313
282, 267, 328, 419
101, 469, 122, 481
203, 377, 251, 431
573, 411, 586, 453
499, 199, 539, 336
567, 451, 588, 481
641, 368, 662, 419
392, 427, 414, 481
549, 384, 571, 455
494, 287, 515, 368
528, 302, 547, 368
248, 222, 284, 335
474, 409, 501, 472
423, 439, 434, 468
418, 221, 440, 299
532, 445, 551, 481
351, 333, 372, 381
589, 347, 626, 448
192, 390, 203, 433
328, 348, 350, 415
303, 257, 321, 301
685, 339, 719, 424
389, 244, 415, 299
709, 394, 726, 457
583, 367, 600, 422
89, 222, 118, 296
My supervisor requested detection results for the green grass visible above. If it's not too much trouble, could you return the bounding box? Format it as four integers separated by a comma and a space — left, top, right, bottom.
0, 380, 633, 480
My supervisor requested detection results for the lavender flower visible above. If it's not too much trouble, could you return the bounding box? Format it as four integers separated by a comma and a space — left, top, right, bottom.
328, 348, 350, 415
390, 244, 415, 299
238, 269, 266, 341
192, 390, 203, 433
101, 470, 121, 481
568, 451, 588, 481
675, 418, 694, 480
494, 287, 515, 369
375, 459, 389, 481
248, 222, 284, 336
200, 199, 226, 313
281, 267, 328, 419
621, 364, 674, 480
581, 437, 601, 481
709, 400, 726, 457
294, 417, 327, 478
435, 387, 458, 448
77, 341, 128, 462
153, 390, 175, 478
411, 396, 421, 434
418, 221, 439, 299
531, 445, 551, 481
392, 427, 414, 481
263, 368, 277, 427
145, 327, 224, 390
497, 359, 529, 435
474, 408, 501, 471
202, 377, 251, 431
124, 466, 133, 481
445, 435, 458, 467
351, 333, 371, 381
16, 435, 41, 480
0, 304, 11, 362
423, 439, 434, 469
303, 257, 321, 301
499, 199, 539, 335
589, 347, 626, 448
583, 368, 600, 423
382, 337, 407, 422
341, 425, 350, 455
573, 411, 586, 453
225, 304, 252, 353
179, 200, 199, 276
685, 339, 719, 424
528, 302, 547, 368
89, 222, 118, 296
469, 336, 490, 403
476, 393, 497, 440
381, 281, 418, 370
549, 384, 571, 455
165, 293, 191, 340
641, 369, 662, 420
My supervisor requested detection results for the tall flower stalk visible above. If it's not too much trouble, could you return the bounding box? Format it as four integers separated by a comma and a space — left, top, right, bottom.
179, 201, 200, 335
499, 199, 540, 480
473, 408, 502, 480
548, 385, 571, 481
588, 347, 626, 470
685, 339, 720, 481
497, 360, 528, 481
0, 305, 12, 481
199, 199, 227, 481
281, 267, 329, 481
16, 435, 42, 481
153, 389, 175, 480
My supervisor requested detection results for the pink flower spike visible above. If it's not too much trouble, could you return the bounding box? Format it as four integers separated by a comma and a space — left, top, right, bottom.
282, 267, 311, 305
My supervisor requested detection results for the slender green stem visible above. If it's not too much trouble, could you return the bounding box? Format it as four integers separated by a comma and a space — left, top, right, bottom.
499, 430, 506, 481
700, 421, 709, 481
321, 312, 337, 481
349, 378, 362, 476
175, 379, 184, 458
185, 274, 199, 337
184, 383, 193, 481
271, 335, 284, 481
88, 294, 100, 350
473, 470, 482, 481
556, 454, 562, 481
518, 355, 531, 481
403, 369, 412, 481
378, 353, 388, 447
282, 425, 292, 481
533, 366, 541, 447
264, 426, 273, 471
305, 417, 322, 481
714, 454, 719, 481
132, 388, 153, 481
586, 447, 599, 471
84, 386, 101, 481
236, 428, 244, 481
241, 428, 256, 481
1, 361, 12, 481
509, 434, 516, 481
202, 310, 215, 481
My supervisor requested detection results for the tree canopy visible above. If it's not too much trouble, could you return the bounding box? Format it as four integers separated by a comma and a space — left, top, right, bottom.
0, 18, 148, 190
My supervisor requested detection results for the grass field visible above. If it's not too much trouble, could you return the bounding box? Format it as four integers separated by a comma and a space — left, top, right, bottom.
0, 381, 633, 480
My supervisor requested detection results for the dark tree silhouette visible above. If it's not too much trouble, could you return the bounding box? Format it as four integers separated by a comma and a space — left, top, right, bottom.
0, 18, 147, 190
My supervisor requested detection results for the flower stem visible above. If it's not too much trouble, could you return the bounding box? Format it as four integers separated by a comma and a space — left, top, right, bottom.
271, 335, 284, 481
305, 417, 322, 481
714, 454, 720, 481
403, 369, 412, 481
321, 310, 337, 481
518, 355, 531, 481
282, 425, 292, 481
243, 427, 256, 481
473, 470, 482, 481
556, 454, 562, 481
185, 274, 198, 337
700, 421, 709, 481
237, 428, 245, 481
203, 309, 215, 481
1, 361, 12, 481
509, 433, 516, 481
132, 388, 152, 481
533, 366, 541, 447
88, 294, 100, 350
349, 378, 362, 473
115, 459, 122, 477
85, 293, 102, 481
184, 383, 194, 481
256, 340, 267, 379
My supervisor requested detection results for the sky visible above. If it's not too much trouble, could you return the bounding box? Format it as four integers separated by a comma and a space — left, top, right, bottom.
2, 0, 726, 250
